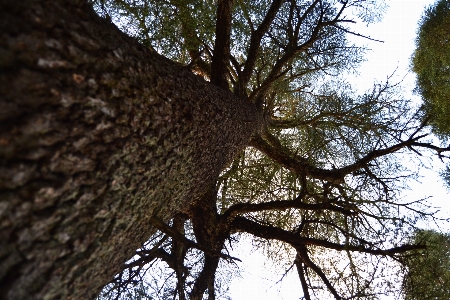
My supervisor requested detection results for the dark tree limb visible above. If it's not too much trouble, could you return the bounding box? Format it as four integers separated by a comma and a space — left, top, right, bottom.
251, 124, 449, 184
189, 255, 220, 300
149, 216, 241, 262
232, 217, 426, 256
295, 255, 312, 300
237, 0, 285, 97
221, 194, 354, 222
171, 214, 189, 300
211, 0, 234, 89
296, 245, 342, 300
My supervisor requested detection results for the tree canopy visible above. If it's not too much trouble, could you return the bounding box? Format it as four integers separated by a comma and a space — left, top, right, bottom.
412, 0, 450, 138
87, 1, 450, 299
402, 230, 450, 300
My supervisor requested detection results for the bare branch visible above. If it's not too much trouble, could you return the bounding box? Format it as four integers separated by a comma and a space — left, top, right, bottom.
232, 217, 426, 256
150, 216, 241, 262
296, 245, 343, 300
295, 256, 312, 300
238, 0, 285, 97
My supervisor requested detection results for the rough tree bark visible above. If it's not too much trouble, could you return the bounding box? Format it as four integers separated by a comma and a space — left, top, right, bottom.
0, 0, 263, 299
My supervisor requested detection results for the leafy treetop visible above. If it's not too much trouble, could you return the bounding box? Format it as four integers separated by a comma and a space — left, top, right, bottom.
91, 1, 450, 299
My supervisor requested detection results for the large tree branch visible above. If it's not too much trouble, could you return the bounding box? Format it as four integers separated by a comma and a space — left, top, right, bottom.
296, 245, 343, 300
295, 256, 312, 300
232, 217, 425, 256
221, 194, 354, 221
189, 255, 220, 300
248, 3, 357, 103
237, 0, 285, 97
250, 131, 347, 183
411, 141, 450, 158
211, 0, 234, 89
149, 216, 240, 262
250, 126, 445, 183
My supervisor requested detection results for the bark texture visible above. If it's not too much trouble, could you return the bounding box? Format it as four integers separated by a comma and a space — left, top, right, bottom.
0, 0, 262, 299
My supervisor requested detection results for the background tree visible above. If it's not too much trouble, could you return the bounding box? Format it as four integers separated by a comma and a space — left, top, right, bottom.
402, 230, 450, 300
412, 0, 450, 137
0, 1, 261, 299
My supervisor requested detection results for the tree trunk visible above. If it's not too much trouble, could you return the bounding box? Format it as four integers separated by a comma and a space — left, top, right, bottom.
0, 1, 262, 299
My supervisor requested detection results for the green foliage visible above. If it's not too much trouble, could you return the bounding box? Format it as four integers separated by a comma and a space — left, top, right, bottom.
93, 0, 375, 97
89, 1, 450, 299
92, 0, 217, 63
441, 164, 450, 190
402, 230, 450, 300
412, 0, 450, 138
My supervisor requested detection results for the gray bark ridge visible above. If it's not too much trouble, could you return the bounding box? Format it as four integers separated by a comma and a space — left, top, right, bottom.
0, 1, 262, 299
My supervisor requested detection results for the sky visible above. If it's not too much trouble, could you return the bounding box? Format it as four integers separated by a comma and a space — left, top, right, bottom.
228, 1, 449, 299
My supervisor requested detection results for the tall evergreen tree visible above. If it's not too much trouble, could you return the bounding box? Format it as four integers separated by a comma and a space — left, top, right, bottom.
1, 0, 449, 299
